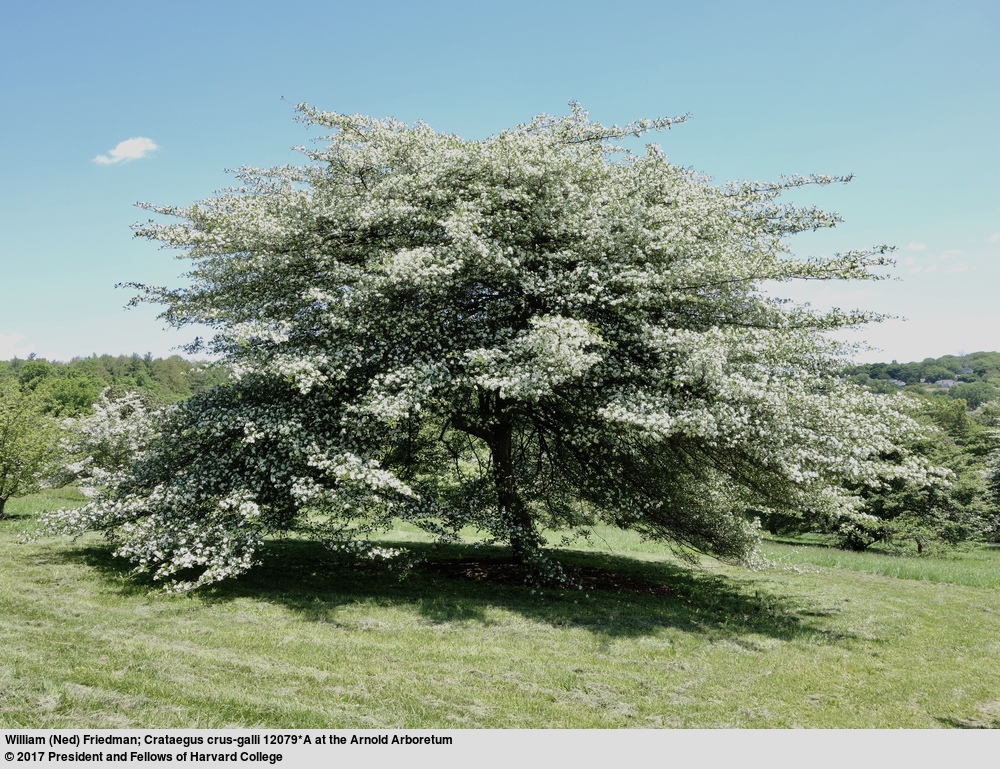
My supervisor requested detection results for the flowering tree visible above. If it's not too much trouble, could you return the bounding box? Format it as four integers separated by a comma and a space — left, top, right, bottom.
57, 387, 159, 497
44, 104, 931, 588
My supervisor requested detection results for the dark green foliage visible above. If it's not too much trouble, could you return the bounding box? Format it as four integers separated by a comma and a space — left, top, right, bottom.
969, 352, 1000, 377
34, 373, 104, 417
843, 396, 997, 552
17, 359, 56, 390
948, 381, 999, 410
922, 365, 957, 383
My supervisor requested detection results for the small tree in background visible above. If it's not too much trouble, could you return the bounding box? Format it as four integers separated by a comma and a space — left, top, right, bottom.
44, 104, 931, 588
838, 397, 997, 552
981, 402, 1000, 542
0, 380, 59, 518
57, 387, 159, 497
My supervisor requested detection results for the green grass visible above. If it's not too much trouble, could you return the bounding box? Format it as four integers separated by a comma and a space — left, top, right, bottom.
3, 491, 1000, 728
3, 485, 88, 518
763, 536, 1000, 589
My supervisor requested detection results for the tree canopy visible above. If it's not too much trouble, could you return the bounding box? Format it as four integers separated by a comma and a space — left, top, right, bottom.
45, 104, 931, 588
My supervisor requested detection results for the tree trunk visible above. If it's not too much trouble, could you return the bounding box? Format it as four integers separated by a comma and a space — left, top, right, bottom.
487, 412, 539, 563
0, 496, 7, 520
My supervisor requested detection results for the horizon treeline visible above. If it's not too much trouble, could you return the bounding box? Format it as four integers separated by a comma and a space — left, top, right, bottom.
846, 350, 1000, 409
0, 353, 229, 416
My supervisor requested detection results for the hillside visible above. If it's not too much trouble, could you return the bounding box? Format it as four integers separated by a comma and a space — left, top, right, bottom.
846, 351, 1000, 408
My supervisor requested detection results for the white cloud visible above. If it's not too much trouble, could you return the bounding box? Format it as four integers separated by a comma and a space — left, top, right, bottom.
947, 263, 970, 273
940, 249, 962, 259
904, 242, 928, 251
94, 137, 159, 165
991, 232, 1000, 243
903, 257, 917, 266
0, 332, 35, 359
925, 264, 938, 273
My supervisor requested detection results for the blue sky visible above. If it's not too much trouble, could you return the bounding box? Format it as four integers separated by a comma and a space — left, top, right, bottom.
1, 0, 997, 363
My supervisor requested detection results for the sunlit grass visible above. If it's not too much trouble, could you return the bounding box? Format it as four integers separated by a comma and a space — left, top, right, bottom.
4, 485, 87, 514
762, 537, 1000, 589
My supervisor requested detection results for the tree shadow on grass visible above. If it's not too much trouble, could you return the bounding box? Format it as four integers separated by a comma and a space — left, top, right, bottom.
765, 534, 840, 549
55, 538, 850, 645
935, 715, 1000, 729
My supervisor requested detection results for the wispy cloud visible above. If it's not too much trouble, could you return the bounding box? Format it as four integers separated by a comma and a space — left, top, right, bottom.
940, 249, 962, 259
0, 332, 35, 359
905, 242, 928, 251
991, 232, 1000, 243
94, 137, 159, 165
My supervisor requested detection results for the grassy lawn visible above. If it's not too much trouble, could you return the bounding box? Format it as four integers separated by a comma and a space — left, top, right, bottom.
2, 489, 1000, 728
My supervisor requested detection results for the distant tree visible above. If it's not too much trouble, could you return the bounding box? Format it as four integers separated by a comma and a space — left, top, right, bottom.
44, 103, 930, 589
923, 366, 955, 383
2, 354, 230, 408
969, 352, 1000, 382
898, 362, 925, 385
987, 453, 1000, 542
937, 355, 964, 375
148, 356, 190, 401
948, 381, 999, 410
0, 380, 59, 518
58, 387, 158, 496
866, 379, 901, 395
840, 397, 996, 552
18, 359, 54, 391
851, 352, 1000, 399
35, 372, 104, 417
